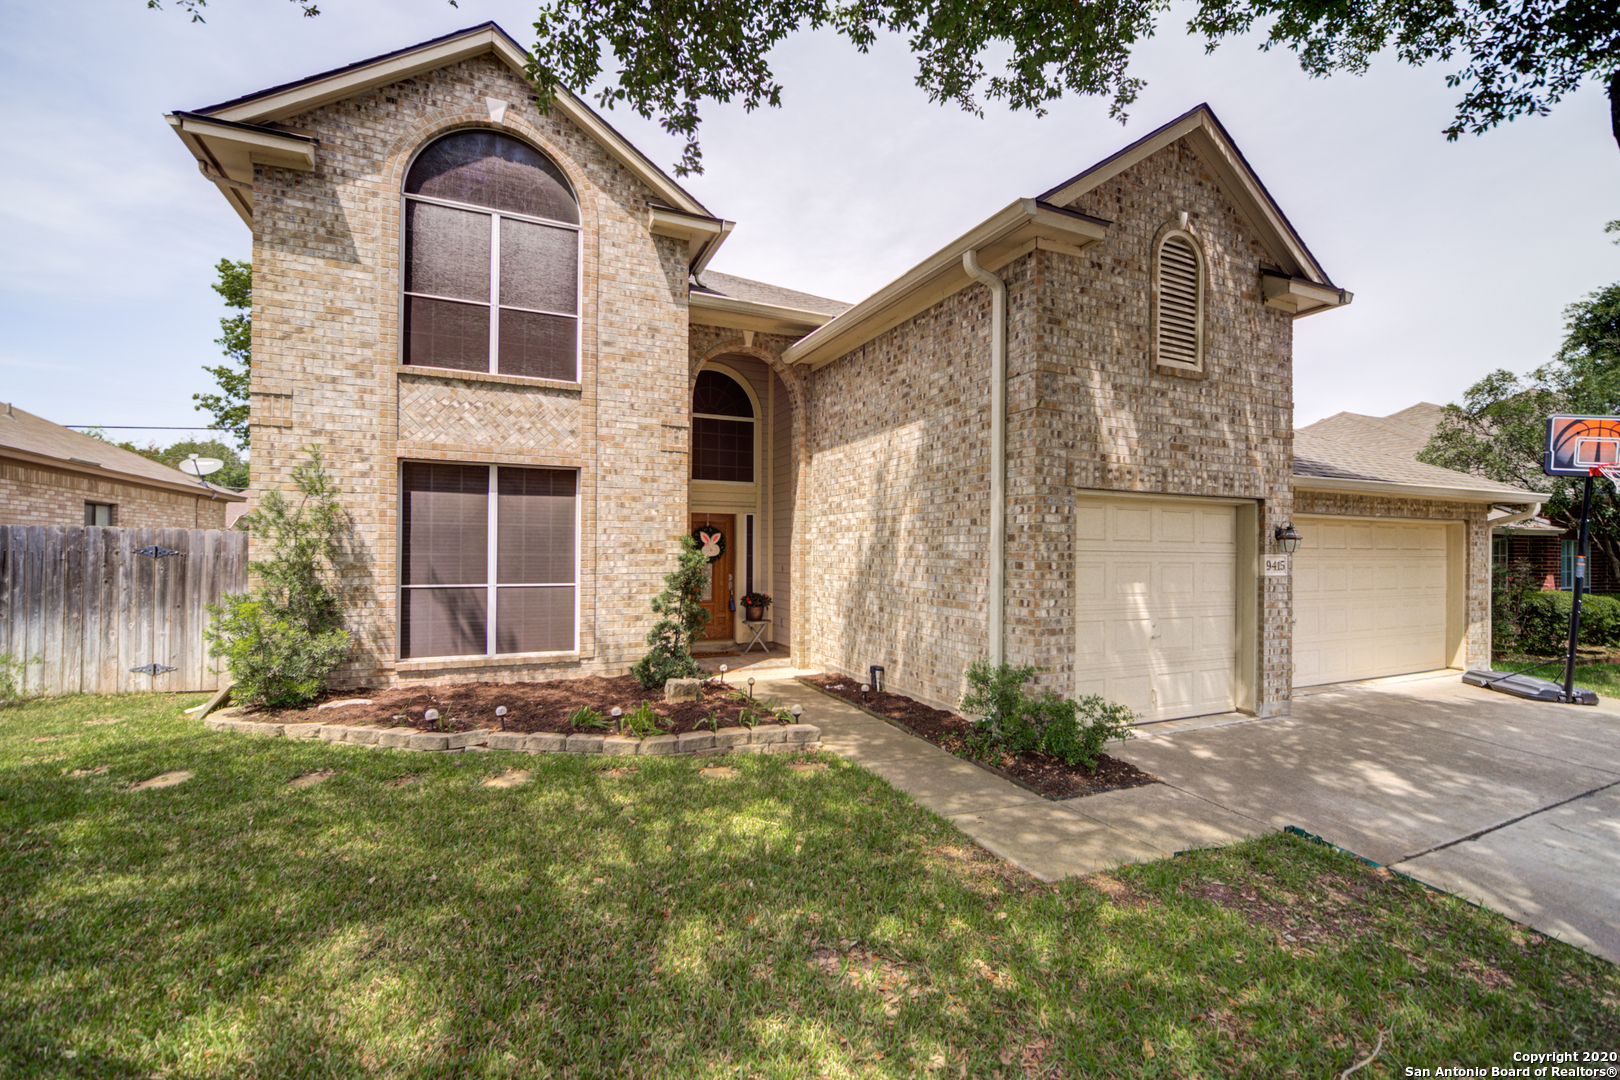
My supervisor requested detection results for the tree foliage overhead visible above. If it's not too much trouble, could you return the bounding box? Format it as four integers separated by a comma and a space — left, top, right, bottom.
1419, 280, 1620, 579
94, 435, 250, 492
522, 0, 1620, 175
194, 258, 251, 452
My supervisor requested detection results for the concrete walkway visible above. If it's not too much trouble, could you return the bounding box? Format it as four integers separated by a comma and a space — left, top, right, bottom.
749, 668, 1620, 964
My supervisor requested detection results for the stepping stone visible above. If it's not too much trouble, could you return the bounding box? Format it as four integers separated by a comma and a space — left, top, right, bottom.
699, 766, 738, 779
789, 761, 828, 774
318, 699, 375, 710
131, 771, 193, 790
65, 765, 109, 777
482, 769, 532, 789
288, 769, 336, 788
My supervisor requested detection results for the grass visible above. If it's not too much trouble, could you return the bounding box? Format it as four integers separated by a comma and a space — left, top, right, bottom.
2, 693, 1616, 1079
1492, 652, 1620, 696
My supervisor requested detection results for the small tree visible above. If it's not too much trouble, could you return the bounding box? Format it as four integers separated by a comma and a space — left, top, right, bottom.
205, 447, 350, 707
631, 535, 711, 689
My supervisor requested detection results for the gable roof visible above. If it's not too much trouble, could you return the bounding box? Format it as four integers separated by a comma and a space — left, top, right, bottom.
168, 22, 711, 225
1040, 104, 1335, 290
1292, 405, 1535, 505
0, 403, 245, 502
1297, 402, 1445, 460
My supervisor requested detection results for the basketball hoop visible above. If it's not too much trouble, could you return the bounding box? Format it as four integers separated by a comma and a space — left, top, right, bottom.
1593, 463, 1620, 494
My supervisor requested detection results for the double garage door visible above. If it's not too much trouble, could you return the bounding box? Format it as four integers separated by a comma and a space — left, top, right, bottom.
1074, 498, 1456, 718
1291, 516, 1452, 688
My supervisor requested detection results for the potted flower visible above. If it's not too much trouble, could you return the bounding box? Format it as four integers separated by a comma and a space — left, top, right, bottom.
741, 591, 772, 622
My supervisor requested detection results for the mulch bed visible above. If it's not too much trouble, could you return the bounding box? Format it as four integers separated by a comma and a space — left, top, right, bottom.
798, 674, 1158, 800
238, 675, 792, 736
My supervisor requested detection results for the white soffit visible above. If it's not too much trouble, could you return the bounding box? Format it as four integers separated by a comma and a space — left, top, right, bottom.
1291, 475, 1540, 505
169, 22, 711, 223
781, 199, 1109, 369
1040, 105, 1331, 288
688, 292, 835, 336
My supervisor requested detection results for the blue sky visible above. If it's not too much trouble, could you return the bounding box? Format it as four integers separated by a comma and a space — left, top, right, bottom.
1, 0, 1616, 447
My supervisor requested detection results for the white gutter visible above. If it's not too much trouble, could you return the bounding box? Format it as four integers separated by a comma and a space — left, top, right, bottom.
1492, 502, 1543, 528
962, 249, 1006, 667
1293, 475, 1543, 505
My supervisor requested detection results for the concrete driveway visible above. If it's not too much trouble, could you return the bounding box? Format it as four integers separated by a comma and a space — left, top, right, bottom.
1118, 671, 1620, 963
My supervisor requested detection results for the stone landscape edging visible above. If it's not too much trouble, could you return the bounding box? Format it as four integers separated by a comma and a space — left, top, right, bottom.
203, 708, 822, 756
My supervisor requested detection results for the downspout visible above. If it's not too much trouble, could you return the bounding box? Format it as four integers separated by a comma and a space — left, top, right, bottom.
1493, 502, 1542, 529
962, 249, 1006, 667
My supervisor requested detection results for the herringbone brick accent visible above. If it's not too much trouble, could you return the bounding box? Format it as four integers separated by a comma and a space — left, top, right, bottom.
398, 375, 582, 458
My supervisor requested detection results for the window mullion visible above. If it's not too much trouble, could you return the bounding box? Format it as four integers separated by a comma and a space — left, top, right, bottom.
487, 464, 499, 656
488, 213, 500, 374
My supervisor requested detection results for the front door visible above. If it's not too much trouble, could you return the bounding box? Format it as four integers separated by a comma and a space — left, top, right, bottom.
690, 513, 735, 641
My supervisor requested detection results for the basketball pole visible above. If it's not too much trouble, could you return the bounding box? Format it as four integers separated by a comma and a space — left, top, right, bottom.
1562, 472, 1597, 703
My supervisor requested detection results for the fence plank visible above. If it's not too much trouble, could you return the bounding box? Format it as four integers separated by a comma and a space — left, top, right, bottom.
61, 528, 85, 695
82, 528, 103, 696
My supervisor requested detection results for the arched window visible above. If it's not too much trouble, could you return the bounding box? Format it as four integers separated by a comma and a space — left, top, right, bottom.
403, 130, 579, 380
691, 369, 755, 483
1154, 232, 1204, 371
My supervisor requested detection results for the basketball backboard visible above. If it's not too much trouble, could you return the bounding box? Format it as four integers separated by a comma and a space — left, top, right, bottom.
1544, 415, 1620, 477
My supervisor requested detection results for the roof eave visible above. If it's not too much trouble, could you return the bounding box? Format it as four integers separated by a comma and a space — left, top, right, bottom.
1292, 474, 1537, 505
0, 446, 247, 503
688, 292, 835, 336
781, 198, 1109, 368
176, 22, 711, 220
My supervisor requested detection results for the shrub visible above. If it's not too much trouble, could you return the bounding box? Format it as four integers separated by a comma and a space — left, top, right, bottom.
1516, 590, 1620, 656
631, 536, 710, 690
568, 706, 608, 730
620, 701, 665, 738
205, 447, 351, 708
959, 660, 1136, 771
1490, 559, 1542, 656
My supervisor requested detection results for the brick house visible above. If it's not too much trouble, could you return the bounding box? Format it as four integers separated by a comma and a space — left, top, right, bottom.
1299, 404, 1601, 596
168, 22, 1536, 720
0, 402, 243, 529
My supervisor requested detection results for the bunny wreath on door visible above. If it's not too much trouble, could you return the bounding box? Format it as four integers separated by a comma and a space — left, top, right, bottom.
692, 525, 727, 562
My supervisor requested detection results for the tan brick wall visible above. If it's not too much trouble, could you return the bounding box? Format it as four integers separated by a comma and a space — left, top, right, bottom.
249, 55, 693, 688
1, 457, 229, 530
806, 138, 1298, 715
1293, 489, 1494, 669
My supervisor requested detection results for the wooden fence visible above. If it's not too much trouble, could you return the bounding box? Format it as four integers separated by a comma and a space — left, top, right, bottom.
0, 526, 249, 696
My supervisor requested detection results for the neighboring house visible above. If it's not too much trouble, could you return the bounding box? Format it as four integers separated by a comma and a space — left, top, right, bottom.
0, 402, 244, 529
1298, 405, 1594, 594
167, 21, 1537, 720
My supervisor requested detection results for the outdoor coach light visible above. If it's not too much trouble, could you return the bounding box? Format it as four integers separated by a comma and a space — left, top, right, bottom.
1274, 522, 1303, 554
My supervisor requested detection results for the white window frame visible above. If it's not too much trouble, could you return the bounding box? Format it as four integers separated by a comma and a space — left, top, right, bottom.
399, 137, 583, 380
397, 462, 580, 659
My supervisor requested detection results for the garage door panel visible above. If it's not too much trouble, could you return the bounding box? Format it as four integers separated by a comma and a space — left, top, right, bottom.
1076, 496, 1238, 722
1294, 516, 1450, 687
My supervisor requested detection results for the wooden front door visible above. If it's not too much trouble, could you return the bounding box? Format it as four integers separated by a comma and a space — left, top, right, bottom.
690, 513, 735, 641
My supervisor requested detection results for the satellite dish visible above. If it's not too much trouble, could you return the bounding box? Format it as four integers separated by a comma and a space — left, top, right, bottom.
179, 455, 224, 478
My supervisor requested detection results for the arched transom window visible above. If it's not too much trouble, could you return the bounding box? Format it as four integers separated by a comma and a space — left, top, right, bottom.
403, 130, 580, 380
1154, 232, 1204, 371
691, 369, 755, 483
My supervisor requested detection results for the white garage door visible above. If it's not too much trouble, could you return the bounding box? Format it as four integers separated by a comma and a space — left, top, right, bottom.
1292, 516, 1450, 688
1074, 496, 1238, 723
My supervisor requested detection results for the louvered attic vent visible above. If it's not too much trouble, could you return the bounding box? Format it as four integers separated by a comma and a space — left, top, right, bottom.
1156, 235, 1202, 369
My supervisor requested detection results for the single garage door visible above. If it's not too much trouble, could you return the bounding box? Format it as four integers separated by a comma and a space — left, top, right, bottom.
1292, 516, 1450, 687
1074, 496, 1238, 722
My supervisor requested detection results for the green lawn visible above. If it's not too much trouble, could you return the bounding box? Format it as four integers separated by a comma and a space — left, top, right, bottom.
2, 693, 1615, 1078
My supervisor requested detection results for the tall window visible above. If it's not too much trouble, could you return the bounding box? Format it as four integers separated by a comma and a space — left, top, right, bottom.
400, 462, 576, 658
1154, 231, 1204, 371
402, 130, 580, 380
691, 369, 755, 483
1561, 538, 1576, 590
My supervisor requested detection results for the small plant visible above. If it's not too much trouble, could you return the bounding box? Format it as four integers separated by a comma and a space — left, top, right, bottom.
740, 591, 772, 610
958, 659, 1136, 772
632, 536, 709, 690
204, 447, 351, 708
621, 701, 665, 738
736, 705, 760, 729
702, 713, 721, 732
0, 652, 41, 703
568, 705, 610, 730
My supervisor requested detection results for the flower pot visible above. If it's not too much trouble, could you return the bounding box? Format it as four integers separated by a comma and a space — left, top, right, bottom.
745, 605, 765, 622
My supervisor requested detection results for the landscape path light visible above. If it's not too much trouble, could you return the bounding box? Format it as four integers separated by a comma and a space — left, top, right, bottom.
495, 705, 507, 731
611, 706, 623, 734
746, 676, 755, 699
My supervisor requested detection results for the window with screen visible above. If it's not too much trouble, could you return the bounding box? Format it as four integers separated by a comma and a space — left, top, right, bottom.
692, 369, 755, 483
1154, 231, 1204, 371
1561, 539, 1576, 590
402, 130, 580, 380
399, 462, 576, 658
84, 503, 114, 526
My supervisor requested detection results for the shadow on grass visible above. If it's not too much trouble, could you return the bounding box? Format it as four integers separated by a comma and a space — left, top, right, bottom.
1, 693, 1616, 1078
